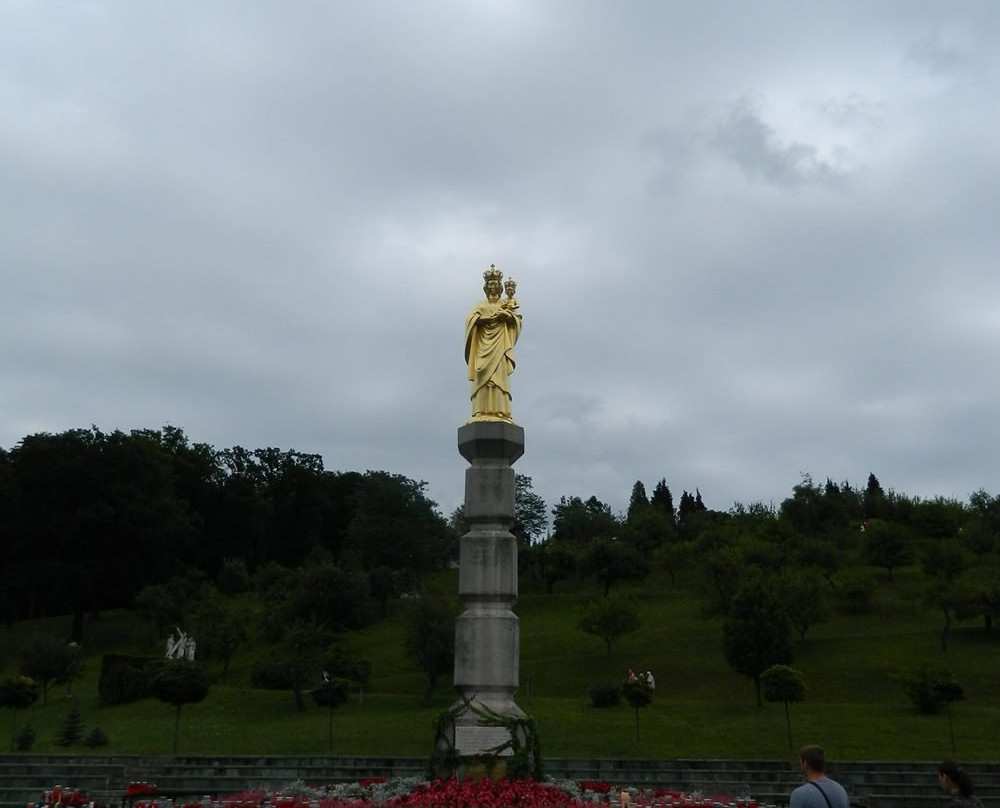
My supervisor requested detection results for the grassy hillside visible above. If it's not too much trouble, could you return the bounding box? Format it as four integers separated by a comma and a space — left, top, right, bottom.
2, 565, 999, 760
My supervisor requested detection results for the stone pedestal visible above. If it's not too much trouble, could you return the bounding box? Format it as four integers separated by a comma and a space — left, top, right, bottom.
433, 421, 536, 778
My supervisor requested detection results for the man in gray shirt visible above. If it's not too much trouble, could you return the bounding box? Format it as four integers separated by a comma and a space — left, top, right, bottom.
790, 746, 850, 808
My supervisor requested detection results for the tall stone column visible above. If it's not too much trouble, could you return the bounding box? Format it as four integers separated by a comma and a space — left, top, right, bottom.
432, 420, 530, 777
454, 420, 523, 716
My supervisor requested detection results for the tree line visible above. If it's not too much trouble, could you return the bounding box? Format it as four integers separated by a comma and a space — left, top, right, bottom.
5, 424, 1000, 717
0, 425, 451, 635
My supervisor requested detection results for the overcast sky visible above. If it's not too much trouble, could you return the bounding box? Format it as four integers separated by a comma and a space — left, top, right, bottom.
3, 1, 1000, 521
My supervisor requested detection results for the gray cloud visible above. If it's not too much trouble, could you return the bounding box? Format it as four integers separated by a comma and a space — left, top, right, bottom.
3, 1, 1000, 520
708, 98, 850, 188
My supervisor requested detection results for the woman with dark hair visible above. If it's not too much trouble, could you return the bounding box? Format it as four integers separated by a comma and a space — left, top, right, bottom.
938, 760, 983, 808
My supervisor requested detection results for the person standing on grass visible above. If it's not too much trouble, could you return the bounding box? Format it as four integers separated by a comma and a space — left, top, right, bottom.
938, 760, 984, 808
790, 746, 850, 808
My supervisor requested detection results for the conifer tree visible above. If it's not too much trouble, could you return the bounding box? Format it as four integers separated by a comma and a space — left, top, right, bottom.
626, 481, 649, 524
650, 479, 675, 525
55, 702, 84, 747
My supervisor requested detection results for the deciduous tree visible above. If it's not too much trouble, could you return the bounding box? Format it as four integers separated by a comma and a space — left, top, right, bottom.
579, 540, 650, 597
0, 678, 39, 752
864, 520, 913, 580
722, 578, 794, 707
150, 660, 210, 754
761, 664, 806, 753
312, 677, 350, 750
577, 595, 641, 657
403, 597, 457, 706
18, 635, 83, 706
552, 495, 619, 545
621, 676, 653, 749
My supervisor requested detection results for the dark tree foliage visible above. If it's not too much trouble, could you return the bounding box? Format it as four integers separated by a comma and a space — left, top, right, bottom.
864, 520, 914, 580
722, 577, 794, 707
912, 497, 966, 541
312, 677, 350, 750
18, 635, 84, 705
190, 592, 246, 683
761, 664, 806, 754
0, 678, 39, 711
150, 660, 210, 754
954, 571, 1000, 635
625, 481, 650, 524
624, 508, 674, 555
892, 664, 962, 716
9, 428, 195, 631
650, 479, 676, 525
513, 474, 548, 546
403, 597, 457, 706
321, 646, 371, 688
266, 563, 377, 636
2, 425, 454, 625
134, 583, 187, 640
776, 569, 831, 642
344, 472, 450, 573
97, 655, 154, 706
216, 558, 251, 595
249, 619, 332, 711
780, 475, 858, 534
621, 676, 653, 748
577, 595, 641, 657
551, 495, 619, 545
522, 541, 577, 594
578, 540, 650, 597
588, 681, 621, 707
83, 727, 109, 748
864, 472, 886, 517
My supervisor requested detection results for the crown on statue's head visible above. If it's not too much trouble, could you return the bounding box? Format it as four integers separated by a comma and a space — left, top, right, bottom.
483, 264, 503, 283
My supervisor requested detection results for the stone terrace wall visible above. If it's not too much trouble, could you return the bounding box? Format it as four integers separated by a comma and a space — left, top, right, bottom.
1, 757, 997, 808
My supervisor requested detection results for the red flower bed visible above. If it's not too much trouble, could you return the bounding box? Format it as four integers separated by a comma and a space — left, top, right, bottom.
388, 778, 586, 808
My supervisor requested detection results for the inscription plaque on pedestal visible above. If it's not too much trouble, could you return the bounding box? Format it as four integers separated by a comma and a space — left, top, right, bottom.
455, 725, 514, 756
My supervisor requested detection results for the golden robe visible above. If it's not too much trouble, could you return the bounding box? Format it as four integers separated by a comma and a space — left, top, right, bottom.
465, 298, 522, 421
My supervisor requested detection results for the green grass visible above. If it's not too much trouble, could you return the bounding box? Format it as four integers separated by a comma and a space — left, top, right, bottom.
3, 565, 1000, 759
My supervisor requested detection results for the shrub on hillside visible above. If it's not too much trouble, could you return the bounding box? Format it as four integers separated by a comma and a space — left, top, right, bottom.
83, 726, 109, 747
891, 664, 964, 715
836, 572, 878, 614
217, 558, 251, 595
250, 660, 297, 691
98, 654, 155, 705
588, 681, 621, 707
14, 724, 35, 751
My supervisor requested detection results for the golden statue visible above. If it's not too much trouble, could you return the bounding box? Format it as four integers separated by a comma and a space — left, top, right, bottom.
465, 265, 522, 422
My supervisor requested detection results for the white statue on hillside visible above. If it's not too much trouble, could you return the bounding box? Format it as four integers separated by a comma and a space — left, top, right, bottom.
165, 627, 196, 660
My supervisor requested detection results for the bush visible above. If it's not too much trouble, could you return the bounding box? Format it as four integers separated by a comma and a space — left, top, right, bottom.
892, 664, 964, 715
836, 572, 878, 614
83, 726, 109, 748
323, 646, 372, 687
217, 558, 251, 595
588, 681, 621, 707
250, 660, 297, 690
98, 655, 155, 705
14, 724, 35, 751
